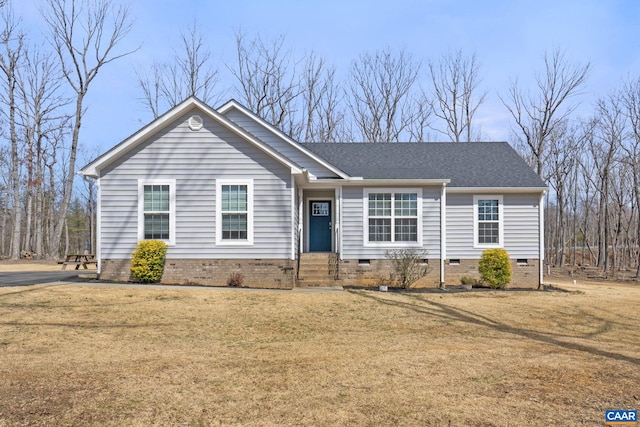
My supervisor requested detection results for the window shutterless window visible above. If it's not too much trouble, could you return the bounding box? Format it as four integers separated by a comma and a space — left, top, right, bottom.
474, 195, 503, 248
216, 179, 253, 245
222, 184, 248, 240
364, 189, 421, 245
138, 179, 176, 245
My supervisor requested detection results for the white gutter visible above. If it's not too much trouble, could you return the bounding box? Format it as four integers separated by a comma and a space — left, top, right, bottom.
447, 186, 548, 193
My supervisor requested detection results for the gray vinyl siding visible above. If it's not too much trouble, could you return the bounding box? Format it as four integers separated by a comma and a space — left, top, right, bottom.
446, 193, 540, 259
223, 108, 340, 178
422, 187, 442, 257
99, 110, 292, 259
503, 194, 541, 258
340, 186, 442, 259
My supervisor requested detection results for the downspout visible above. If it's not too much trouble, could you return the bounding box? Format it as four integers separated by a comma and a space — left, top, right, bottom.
538, 190, 546, 289
440, 183, 447, 288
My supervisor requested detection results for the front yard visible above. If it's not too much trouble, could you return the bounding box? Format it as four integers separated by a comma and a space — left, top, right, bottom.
0, 280, 638, 425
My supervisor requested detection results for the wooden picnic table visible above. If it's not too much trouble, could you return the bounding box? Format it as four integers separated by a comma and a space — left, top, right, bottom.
62, 254, 97, 270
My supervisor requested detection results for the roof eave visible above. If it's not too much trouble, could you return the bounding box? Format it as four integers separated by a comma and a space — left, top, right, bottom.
300, 177, 451, 188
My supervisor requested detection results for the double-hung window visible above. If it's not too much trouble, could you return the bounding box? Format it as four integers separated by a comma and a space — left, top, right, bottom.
216, 179, 253, 245
474, 195, 503, 247
365, 189, 421, 245
138, 179, 176, 245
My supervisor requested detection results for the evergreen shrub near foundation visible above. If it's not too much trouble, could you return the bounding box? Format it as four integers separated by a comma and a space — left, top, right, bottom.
131, 240, 168, 283
479, 248, 512, 289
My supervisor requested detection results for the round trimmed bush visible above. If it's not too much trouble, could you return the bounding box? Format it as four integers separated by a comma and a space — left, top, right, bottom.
478, 248, 512, 289
131, 240, 168, 283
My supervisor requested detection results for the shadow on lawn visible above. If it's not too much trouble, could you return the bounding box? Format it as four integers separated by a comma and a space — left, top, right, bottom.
353, 290, 640, 366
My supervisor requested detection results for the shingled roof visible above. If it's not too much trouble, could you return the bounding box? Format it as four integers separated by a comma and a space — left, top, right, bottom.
302, 141, 547, 188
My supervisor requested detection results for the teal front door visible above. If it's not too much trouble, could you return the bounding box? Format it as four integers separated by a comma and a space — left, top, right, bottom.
309, 200, 332, 252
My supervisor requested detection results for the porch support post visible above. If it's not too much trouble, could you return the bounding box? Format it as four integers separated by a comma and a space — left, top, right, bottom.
440, 183, 447, 288
298, 188, 304, 254
291, 176, 296, 260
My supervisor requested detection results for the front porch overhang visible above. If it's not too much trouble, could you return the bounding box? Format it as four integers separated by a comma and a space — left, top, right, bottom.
293, 169, 450, 189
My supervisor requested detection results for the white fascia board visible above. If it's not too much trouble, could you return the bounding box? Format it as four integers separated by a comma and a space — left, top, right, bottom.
446, 186, 548, 194
217, 100, 351, 179
80, 97, 302, 178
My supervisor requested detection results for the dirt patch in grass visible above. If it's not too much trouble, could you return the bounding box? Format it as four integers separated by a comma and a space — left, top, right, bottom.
0, 281, 638, 426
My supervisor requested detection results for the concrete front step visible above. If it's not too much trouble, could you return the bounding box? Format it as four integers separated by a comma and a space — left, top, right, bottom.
298, 270, 332, 276
297, 252, 339, 287
296, 279, 342, 287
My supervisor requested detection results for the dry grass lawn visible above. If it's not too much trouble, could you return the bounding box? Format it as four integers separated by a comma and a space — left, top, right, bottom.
0, 278, 638, 426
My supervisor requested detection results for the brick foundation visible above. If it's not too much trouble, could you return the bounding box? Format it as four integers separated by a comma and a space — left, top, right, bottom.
99, 258, 296, 289
443, 259, 540, 289
339, 258, 541, 289
99, 257, 540, 289
338, 259, 441, 288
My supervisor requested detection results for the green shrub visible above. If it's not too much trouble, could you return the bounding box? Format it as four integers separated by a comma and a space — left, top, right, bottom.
130, 240, 168, 283
478, 248, 512, 289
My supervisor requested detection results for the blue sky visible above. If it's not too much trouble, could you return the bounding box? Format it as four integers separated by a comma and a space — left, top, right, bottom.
13, 0, 640, 159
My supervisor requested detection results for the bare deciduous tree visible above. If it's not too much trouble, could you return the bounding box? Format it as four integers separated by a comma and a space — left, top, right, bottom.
16, 46, 70, 257
502, 49, 590, 175
429, 50, 486, 142
544, 120, 586, 267
407, 90, 433, 142
621, 77, 640, 277
294, 52, 345, 142
347, 48, 420, 142
42, 0, 134, 257
137, 21, 219, 118
0, 8, 24, 259
589, 94, 624, 271
231, 31, 300, 135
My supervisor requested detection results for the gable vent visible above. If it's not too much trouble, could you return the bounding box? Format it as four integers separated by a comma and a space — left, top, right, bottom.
188, 115, 203, 131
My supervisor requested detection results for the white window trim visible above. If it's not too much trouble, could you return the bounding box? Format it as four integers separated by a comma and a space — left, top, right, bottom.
138, 179, 176, 246
363, 188, 423, 247
216, 179, 254, 246
473, 195, 504, 249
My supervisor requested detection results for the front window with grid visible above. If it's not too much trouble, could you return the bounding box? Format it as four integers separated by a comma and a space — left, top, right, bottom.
221, 185, 248, 240
367, 192, 418, 243
138, 179, 175, 244
143, 185, 170, 239
476, 198, 502, 246
216, 180, 253, 245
